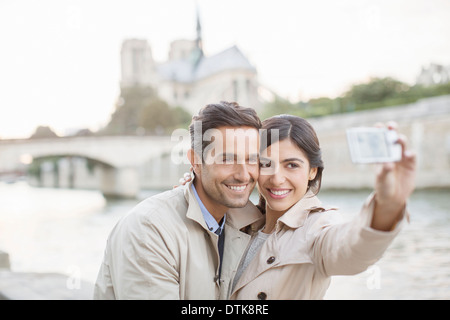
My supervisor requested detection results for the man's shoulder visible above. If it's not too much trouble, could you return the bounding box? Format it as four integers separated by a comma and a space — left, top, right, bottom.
113, 187, 189, 233
131, 186, 188, 220
103, 187, 190, 265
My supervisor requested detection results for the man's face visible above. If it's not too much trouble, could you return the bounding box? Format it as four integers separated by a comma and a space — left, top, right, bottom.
193, 126, 260, 214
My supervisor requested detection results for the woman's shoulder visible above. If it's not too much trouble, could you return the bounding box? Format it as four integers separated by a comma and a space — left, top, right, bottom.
303, 200, 341, 233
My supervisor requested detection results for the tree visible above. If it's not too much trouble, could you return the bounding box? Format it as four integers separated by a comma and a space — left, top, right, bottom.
344, 77, 410, 105
29, 126, 59, 139
138, 99, 191, 135
101, 85, 192, 135
101, 86, 156, 135
262, 76, 450, 119
260, 96, 303, 119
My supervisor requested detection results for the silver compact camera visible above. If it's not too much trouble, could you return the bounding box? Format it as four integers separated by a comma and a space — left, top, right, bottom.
346, 127, 402, 164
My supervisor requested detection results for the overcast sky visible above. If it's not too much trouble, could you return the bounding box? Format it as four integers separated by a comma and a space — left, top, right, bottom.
1, 0, 449, 139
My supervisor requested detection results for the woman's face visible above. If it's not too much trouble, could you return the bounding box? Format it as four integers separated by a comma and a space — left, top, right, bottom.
258, 139, 317, 214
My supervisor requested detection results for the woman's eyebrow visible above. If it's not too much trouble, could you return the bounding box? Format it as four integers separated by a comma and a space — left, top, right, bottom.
281, 157, 305, 163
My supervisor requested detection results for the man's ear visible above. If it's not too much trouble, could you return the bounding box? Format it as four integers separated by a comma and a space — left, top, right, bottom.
187, 149, 202, 175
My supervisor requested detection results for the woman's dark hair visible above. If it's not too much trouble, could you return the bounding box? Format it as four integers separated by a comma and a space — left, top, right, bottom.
257, 114, 324, 214
189, 101, 262, 161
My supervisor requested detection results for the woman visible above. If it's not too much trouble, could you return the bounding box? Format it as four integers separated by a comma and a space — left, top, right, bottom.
179, 114, 416, 299
228, 114, 416, 300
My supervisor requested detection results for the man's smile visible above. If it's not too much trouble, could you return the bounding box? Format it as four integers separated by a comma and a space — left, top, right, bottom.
225, 184, 248, 193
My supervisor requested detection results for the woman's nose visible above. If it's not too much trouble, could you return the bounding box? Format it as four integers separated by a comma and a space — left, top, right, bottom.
269, 169, 286, 186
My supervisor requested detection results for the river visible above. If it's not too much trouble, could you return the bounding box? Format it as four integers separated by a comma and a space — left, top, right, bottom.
0, 181, 449, 299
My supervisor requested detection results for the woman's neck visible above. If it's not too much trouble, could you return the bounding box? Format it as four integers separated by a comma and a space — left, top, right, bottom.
262, 208, 287, 234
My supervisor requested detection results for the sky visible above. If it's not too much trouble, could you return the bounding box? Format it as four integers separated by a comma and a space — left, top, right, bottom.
1, 0, 449, 139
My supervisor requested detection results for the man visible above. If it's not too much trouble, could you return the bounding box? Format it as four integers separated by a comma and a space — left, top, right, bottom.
93, 101, 264, 299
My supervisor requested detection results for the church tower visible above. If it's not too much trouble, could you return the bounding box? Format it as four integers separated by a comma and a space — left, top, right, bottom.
195, 7, 203, 54
120, 39, 156, 88
189, 6, 203, 66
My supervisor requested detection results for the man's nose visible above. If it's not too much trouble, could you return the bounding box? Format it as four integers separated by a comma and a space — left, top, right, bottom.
234, 163, 251, 182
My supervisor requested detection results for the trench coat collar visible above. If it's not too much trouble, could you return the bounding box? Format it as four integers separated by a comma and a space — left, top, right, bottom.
276, 190, 330, 230
227, 201, 264, 231
183, 178, 264, 231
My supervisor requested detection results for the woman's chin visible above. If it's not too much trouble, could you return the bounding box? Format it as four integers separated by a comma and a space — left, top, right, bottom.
266, 201, 290, 213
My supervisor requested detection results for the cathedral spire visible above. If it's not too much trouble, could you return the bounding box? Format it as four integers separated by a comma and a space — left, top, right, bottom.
189, 4, 203, 67
195, 5, 203, 54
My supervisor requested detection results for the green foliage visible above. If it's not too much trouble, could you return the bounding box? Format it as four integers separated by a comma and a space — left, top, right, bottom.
345, 77, 409, 104
27, 156, 60, 186
260, 96, 304, 119
261, 96, 342, 119
344, 79, 450, 111
261, 77, 450, 119
100, 86, 192, 135
29, 126, 59, 139
138, 99, 191, 134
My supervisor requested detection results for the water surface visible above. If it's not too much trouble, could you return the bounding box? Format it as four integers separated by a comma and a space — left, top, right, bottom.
0, 182, 448, 299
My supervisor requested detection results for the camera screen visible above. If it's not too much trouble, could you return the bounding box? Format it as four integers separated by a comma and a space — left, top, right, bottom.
356, 131, 390, 159
346, 127, 401, 163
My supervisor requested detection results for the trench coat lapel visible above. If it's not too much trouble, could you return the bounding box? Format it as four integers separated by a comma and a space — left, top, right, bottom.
231, 191, 335, 296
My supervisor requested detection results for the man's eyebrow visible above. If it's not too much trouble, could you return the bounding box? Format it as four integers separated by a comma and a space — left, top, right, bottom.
217, 153, 259, 157
217, 153, 235, 158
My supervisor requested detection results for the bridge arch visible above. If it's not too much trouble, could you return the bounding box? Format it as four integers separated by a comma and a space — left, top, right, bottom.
27, 153, 140, 198
28, 154, 113, 186
0, 135, 191, 198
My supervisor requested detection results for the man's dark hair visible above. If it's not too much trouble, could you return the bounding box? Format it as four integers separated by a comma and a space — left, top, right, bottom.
189, 101, 262, 161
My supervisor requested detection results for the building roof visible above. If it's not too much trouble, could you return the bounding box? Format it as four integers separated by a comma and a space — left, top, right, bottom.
157, 45, 256, 83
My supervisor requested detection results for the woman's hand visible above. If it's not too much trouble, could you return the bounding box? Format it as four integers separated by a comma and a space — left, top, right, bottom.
173, 170, 193, 188
371, 122, 416, 231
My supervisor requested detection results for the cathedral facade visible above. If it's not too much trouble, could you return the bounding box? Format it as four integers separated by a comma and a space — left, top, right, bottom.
119, 16, 262, 115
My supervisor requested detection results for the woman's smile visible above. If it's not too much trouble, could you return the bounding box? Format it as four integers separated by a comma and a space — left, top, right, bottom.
267, 188, 292, 199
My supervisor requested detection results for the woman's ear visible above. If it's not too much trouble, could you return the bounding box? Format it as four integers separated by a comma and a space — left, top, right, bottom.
187, 149, 202, 175
309, 167, 318, 181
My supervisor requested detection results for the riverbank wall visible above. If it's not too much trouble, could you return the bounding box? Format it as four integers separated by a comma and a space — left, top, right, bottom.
0, 250, 93, 300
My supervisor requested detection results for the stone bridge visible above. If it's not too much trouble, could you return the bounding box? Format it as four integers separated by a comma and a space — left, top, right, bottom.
0, 135, 191, 198
1, 94, 449, 198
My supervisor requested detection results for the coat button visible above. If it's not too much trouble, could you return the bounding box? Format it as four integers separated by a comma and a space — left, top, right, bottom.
267, 256, 276, 264
257, 292, 267, 300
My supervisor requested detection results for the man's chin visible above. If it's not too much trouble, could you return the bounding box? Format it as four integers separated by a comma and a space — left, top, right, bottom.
221, 195, 250, 209
226, 201, 249, 208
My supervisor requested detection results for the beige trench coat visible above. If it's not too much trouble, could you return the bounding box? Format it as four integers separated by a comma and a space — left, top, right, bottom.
93, 179, 263, 300
230, 191, 406, 300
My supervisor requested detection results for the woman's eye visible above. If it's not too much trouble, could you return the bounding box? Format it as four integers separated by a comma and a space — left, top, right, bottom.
287, 162, 299, 168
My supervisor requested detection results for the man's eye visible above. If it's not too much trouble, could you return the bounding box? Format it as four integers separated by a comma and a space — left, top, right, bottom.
249, 156, 259, 164
223, 156, 234, 163
259, 161, 272, 168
